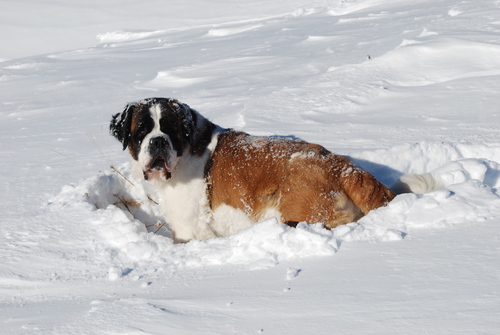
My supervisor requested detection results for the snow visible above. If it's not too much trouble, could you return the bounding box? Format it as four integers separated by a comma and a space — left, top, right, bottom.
1, 0, 500, 334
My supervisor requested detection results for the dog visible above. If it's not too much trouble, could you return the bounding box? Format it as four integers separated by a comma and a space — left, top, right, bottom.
110, 98, 436, 242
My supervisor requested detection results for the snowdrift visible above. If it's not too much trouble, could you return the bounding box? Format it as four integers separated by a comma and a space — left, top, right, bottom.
49, 141, 500, 274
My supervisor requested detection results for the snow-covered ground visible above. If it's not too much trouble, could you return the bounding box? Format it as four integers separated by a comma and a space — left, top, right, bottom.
1, 0, 500, 333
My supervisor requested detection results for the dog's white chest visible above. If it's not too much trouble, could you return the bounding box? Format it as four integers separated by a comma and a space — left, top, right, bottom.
159, 176, 215, 242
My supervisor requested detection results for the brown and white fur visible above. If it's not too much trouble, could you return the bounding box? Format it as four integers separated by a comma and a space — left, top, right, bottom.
110, 98, 438, 242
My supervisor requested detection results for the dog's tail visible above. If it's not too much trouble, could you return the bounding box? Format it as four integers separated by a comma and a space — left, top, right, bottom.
390, 173, 443, 195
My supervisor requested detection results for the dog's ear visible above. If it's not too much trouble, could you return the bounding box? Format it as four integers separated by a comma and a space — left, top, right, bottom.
180, 103, 196, 141
110, 103, 136, 151
181, 103, 215, 155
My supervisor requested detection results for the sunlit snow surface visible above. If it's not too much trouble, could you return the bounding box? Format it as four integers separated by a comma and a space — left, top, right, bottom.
1, 0, 500, 334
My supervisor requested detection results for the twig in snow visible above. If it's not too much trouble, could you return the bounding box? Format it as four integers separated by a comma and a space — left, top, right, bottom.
147, 195, 159, 205
113, 193, 141, 214
153, 221, 167, 234
87, 130, 135, 187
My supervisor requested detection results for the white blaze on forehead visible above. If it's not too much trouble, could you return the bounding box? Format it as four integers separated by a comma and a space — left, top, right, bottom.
149, 103, 164, 137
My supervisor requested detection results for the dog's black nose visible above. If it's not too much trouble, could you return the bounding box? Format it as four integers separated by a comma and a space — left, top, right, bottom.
150, 136, 168, 150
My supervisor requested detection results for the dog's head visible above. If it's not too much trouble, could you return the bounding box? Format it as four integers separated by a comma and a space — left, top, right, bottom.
110, 98, 201, 181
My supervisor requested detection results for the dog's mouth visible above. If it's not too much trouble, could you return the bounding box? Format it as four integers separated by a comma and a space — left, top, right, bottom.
151, 156, 169, 171
145, 156, 172, 180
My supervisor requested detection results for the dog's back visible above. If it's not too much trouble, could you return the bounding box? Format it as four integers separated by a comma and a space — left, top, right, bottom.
208, 130, 395, 230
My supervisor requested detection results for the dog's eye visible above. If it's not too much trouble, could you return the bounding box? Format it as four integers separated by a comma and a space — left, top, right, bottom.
135, 124, 149, 140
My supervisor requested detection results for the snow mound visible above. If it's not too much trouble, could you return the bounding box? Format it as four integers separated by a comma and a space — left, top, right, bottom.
147, 71, 210, 88
49, 142, 500, 271
328, 38, 500, 88
370, 38, 500, 86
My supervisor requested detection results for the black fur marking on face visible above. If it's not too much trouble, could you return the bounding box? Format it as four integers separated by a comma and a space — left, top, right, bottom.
152, 98, 196, 157
128, 108, 154, 160
159, 113, 183, 156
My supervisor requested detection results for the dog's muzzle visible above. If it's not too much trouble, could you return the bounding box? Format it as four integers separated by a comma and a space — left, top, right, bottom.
144, 136, 172, 180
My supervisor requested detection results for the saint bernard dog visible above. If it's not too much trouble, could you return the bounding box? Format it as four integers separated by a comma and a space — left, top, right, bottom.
110, 97, 437, 242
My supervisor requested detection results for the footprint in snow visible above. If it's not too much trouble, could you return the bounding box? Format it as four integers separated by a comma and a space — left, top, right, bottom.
284, 267, 302, 292
286, 267, 302, 281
